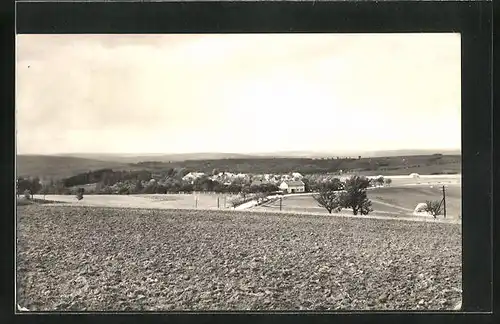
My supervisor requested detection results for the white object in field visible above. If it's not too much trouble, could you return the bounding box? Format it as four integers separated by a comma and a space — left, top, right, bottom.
409, 173, 420, 178
17, 304, 29, 311
413, 202, 432, 216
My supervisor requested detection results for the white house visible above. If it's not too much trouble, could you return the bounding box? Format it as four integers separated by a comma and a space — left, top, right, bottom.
279, 180, 306, 194
224, 172, 236, 179
291, 172, 303, 179
182, 172, 205, 183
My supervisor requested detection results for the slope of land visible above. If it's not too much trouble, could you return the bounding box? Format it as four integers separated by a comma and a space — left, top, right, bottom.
17, 205, 461, 311
16, 155, 130, 179
54, 152, 261, 163
17, 153, 461, 180
52, 149, 461, 161
253, 184, 461, 219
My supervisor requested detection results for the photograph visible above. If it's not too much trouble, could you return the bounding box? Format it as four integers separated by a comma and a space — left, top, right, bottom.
16, 33, 462, 312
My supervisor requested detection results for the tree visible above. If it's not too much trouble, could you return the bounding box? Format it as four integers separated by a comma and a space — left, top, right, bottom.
376, 176, 385, 187
134, 180, 144, 193
422, 200, 442, 218
254, 192, 268, 204
384, 178, 392, 186
342, 175, 373, 215
118, 186, 130, 195
39, 184, 50, 199
313, 189, 343, 214
76, 188, 85, 200
30, 178, 42, 197
321, 178, 343, 191
17, 177, 32, 197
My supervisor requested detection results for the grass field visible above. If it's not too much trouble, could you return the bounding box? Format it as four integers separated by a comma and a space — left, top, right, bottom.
32, 193, 239, 210
16, 205, 462, 311
32, 175, 461, 219
253, 183, 461, 219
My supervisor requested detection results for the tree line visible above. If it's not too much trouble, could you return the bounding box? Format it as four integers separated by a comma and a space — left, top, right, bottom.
126, 155, 461, 175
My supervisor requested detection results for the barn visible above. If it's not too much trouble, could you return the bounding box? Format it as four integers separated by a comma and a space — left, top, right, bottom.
279, 180, 306, 194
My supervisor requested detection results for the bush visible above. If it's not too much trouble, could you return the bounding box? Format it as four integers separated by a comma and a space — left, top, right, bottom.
76, 188, 85, 201
23, 189, 31, 200
422, 200, 442, 218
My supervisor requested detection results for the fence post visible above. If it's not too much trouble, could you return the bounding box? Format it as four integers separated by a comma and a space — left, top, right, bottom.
442, 185, 447, 218
217, 197, 220, 209
280, 197, 282, 211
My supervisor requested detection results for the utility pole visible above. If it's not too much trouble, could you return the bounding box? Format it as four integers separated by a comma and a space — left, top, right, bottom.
217, 197, 220, 209
442, 185, 447, 218
280, 197, 282, 211
195, 196, 198, 209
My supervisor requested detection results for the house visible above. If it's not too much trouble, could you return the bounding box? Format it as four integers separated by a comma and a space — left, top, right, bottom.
225, 172, 236, 179
182, 172, 205, 183
291, 172, 303, 180
279, 180, 306, 194
281, 174, 292, 181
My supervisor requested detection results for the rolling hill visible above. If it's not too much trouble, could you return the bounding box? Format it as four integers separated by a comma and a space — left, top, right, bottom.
53, 149, 461, 162
17, 153, 461, 181
16, 155, 130, 180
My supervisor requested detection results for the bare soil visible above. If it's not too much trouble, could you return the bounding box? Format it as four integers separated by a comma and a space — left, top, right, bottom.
16, 205, 462, 311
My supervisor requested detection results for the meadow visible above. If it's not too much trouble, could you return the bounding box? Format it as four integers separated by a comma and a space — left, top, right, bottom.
33, 193, 238, 210
254, 184, 461, 219
16, 206, 461, 311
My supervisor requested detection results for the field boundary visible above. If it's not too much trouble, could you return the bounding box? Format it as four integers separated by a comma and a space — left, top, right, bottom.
22, 203, 461, 225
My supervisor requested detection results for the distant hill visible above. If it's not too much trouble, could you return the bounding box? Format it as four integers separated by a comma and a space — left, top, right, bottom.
362, 149, 461, 158
17, 151, 462, 180
16, 155, 130, 180
53, 149, 461, 162
55, 152, 263, 163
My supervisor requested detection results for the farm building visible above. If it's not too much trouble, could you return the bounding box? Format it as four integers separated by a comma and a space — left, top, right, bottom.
182, 172, 205, 183
279, 180, 306, 194
291, 172, 303, 179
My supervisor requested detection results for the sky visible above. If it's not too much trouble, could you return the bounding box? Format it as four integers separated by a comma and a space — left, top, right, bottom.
16, 33, 461, 155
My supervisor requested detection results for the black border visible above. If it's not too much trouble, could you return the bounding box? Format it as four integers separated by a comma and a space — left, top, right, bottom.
5, 0, 495, 323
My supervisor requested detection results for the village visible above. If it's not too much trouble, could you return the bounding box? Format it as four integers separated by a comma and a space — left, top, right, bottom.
181, 170, 307, 193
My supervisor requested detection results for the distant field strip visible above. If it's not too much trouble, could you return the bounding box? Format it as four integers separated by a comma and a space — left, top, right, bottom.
253, 182, 461, 219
